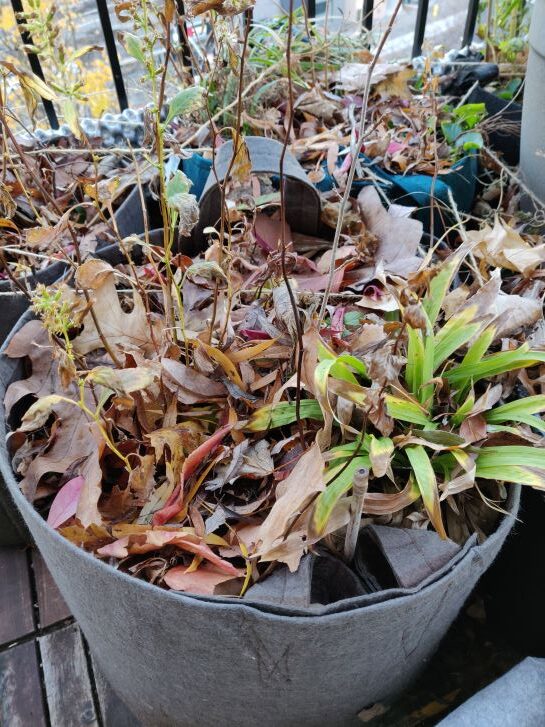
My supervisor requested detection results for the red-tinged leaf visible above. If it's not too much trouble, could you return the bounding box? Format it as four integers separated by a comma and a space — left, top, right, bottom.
47, 476, 85, 529
330, 306, 346, 345
151, 484, 184, 527
98, 530, 239, 575
183, 424, 233, 481
164, 564, 244, 594
254, 213, 291, 252
152, 424, 233, 525
239, 329, 272, 340
294, 267, 345, 293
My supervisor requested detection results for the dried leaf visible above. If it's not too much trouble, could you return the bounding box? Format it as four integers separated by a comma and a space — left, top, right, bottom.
357, 186, 423, 276
73, 259, 156, 356
164, 563, 244, 594
468, 218, 545, 276
255, 443, 324, 570
47, 476, 85, 529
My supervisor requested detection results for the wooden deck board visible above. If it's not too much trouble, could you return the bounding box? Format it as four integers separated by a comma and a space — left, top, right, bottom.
0, 546, 35, 646
39, 623, 99, 727
91, 655, 141, 727
0, 640, 47, 727
32, 551, 71, 628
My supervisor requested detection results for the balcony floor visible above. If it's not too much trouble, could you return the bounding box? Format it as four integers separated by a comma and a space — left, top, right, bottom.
0, 546, 138, 727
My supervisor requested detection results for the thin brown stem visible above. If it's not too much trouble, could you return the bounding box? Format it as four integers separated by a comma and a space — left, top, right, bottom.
318, 0, 404, 324
278, 0, 306, 448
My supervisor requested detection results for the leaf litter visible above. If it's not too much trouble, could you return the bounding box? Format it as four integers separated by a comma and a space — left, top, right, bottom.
2, 18, 544, 602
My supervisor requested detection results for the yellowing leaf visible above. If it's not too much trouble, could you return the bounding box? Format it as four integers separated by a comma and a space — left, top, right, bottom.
369, 435, 394, 478
406, 445, 447, 539
195, 340, 245, 390
230, 132, 252, 185
244, 400, 323, 431
228, 338, 277, 364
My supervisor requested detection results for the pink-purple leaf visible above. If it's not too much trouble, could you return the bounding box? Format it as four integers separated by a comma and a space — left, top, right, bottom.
47, 476, 84, 529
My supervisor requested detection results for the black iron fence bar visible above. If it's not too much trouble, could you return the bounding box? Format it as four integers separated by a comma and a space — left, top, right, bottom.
412, 0, 430, 57
95, 0, 128, 112
462, 0, 479, 47
11, 0, 484, 129
176, 1, 194, 70
362, 0, 374, 32
10, 0, 59, 128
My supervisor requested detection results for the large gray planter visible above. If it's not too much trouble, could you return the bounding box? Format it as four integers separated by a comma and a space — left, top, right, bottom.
0, 311, 519, 726
520, 0, 545, 202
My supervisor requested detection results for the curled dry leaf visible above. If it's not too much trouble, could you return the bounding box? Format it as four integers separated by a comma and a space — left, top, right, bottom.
98, 529, 240, 575
467, 218, 545, 276
254, 442, 325, 571
161, 357, 227, 404
357, 186, 423, 277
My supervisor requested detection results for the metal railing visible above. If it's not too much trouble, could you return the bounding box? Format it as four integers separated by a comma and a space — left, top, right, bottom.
9, 0, 482, 128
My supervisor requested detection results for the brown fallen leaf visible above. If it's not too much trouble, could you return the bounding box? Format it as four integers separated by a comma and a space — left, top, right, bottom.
4, 320, 58, 418
72, 259, 158, 356
163, 563, 244, 594
453, 270, 542, 339
186, 0, 254, 17
4, 319, 105, 519
161, 357, 227, 404
468, 218, 545, 276
357, 186, 423, 277
334, 62, 405, 93
254, 442, 324, 569
294, 88, 343, 124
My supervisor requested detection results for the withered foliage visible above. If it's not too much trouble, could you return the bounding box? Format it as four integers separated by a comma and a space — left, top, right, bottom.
2, 45, 543, 600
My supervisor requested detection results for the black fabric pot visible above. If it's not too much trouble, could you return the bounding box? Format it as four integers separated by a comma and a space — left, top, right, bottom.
114, 184, 163, 239
113, 185, 204, 256
0, 309, 520, 727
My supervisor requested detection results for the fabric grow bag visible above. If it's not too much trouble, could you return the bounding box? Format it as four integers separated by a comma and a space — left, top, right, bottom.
0, 310, 520, 727
437, 657, 545, 726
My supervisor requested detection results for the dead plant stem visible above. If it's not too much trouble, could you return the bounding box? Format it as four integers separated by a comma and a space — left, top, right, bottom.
278, 0, 306, 447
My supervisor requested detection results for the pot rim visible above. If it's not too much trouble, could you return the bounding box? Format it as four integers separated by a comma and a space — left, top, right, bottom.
0, 309, 521, 620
